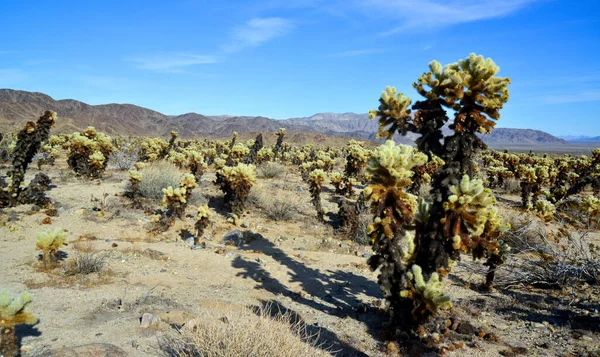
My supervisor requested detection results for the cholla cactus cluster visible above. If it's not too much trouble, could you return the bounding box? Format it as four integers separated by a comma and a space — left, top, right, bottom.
217, 163, 257, 215
0, 289, 37, 357
1, 111, 56, 208
36, 228, 68, 264
66, 126, 114, 178
368, 54, 511, 330
307, 169, 328, 222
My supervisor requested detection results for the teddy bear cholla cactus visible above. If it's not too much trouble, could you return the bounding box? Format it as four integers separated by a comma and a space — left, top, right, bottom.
369, 54, 511, 329
307, 169, 327, 222
194, 204, 213, 244
0, 289, 37, 357
217, 163, 257, 215
363, 140, 430, 324
36, 228, 68, 265
66, 126, 114, 178
151, 174, 198, 231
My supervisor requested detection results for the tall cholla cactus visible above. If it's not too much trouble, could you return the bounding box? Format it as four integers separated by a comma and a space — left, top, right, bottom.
273, 128, 286, 160
217, 163, 257, 215
194, 204, 212, 244
128, 170, 142, 198
159, 131, 178, 159
36, 228, 68, 264
307, 169, 328, 222
363, 140, 428, 325
244, 134, 264, 164
369, 54, 511, 329
0, 289, 37, 357
2, 111, 56, 208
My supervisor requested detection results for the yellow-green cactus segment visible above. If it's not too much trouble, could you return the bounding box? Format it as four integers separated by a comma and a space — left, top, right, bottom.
88, 150, 106, 168
128, 170, 142, 183
584, 195, 600, 216
35, 228, 68, 252
0, 290, 37, 326
369, 87, 412, 139
180, 173, 197, 190
366, 140, 427, 183
444, 175, 499, 237
162, 186, 187, 206
402, 265, 452, 313
535, 199, 556, 222
413, 53, 510, 133
196, 204, 212, 219
308, 169, 327, 186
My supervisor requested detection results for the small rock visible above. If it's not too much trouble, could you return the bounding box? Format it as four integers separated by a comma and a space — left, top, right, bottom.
140, 313, 159, 328
340, 243, 350, 249
296, 247, 306, 251
581, 335, 593, 341
143, 248, 166, 260
160, 268, 167, 273
192, 243, 206, 250
223, 252, 237, 258
187, 276, 197, 280
8, 210, 19, 222
296, 186, 305, 192
241, 221, 249, 228
362, 253, 372, 259
186, 237, 195, 246
31, 205, 41, 212
223, 230, 245, 246
297, 253, 306, 259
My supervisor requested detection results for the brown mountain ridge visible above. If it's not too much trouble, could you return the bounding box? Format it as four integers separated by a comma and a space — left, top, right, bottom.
0, 89, 567, 145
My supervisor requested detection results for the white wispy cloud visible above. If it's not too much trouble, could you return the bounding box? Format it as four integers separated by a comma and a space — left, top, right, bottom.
328, 48, 386, 58
221, 17, 294, 53
355, 0, 540, 35
127, 53, 218, 73
543, 91, 600, 104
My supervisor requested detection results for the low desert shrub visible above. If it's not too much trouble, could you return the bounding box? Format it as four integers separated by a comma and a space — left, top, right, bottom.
63, 252, 106, 276
264, 198, 295, 221
499, 207, 546, 252
257, 162, 285, 179
501, 228, 600, 288
157, 305, 329, 357
109, 143, 140, 170
133, 161, 182, 200
502, 177, 521, 194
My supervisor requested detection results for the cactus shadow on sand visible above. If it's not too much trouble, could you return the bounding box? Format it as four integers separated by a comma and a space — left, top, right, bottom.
232, 237, 385, 356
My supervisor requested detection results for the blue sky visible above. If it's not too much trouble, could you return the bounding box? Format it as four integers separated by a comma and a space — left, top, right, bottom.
1, 0, 599, 136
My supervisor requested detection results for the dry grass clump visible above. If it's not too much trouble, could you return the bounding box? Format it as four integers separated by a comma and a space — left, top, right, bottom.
257, 162, 285, 179
134, 161, 182, 200
63, 252, 106, 276
264, 199, 296, 221
158, 305, 330, 357
499, 207, 547, 252
500, 228, 600, 288
502, 177, 521, 194
128, 161, 204, 204
109, 144, 140, 170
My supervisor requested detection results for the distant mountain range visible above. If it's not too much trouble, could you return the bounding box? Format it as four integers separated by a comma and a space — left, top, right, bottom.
559, 135, 600, 143
0, 89, 569, 146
